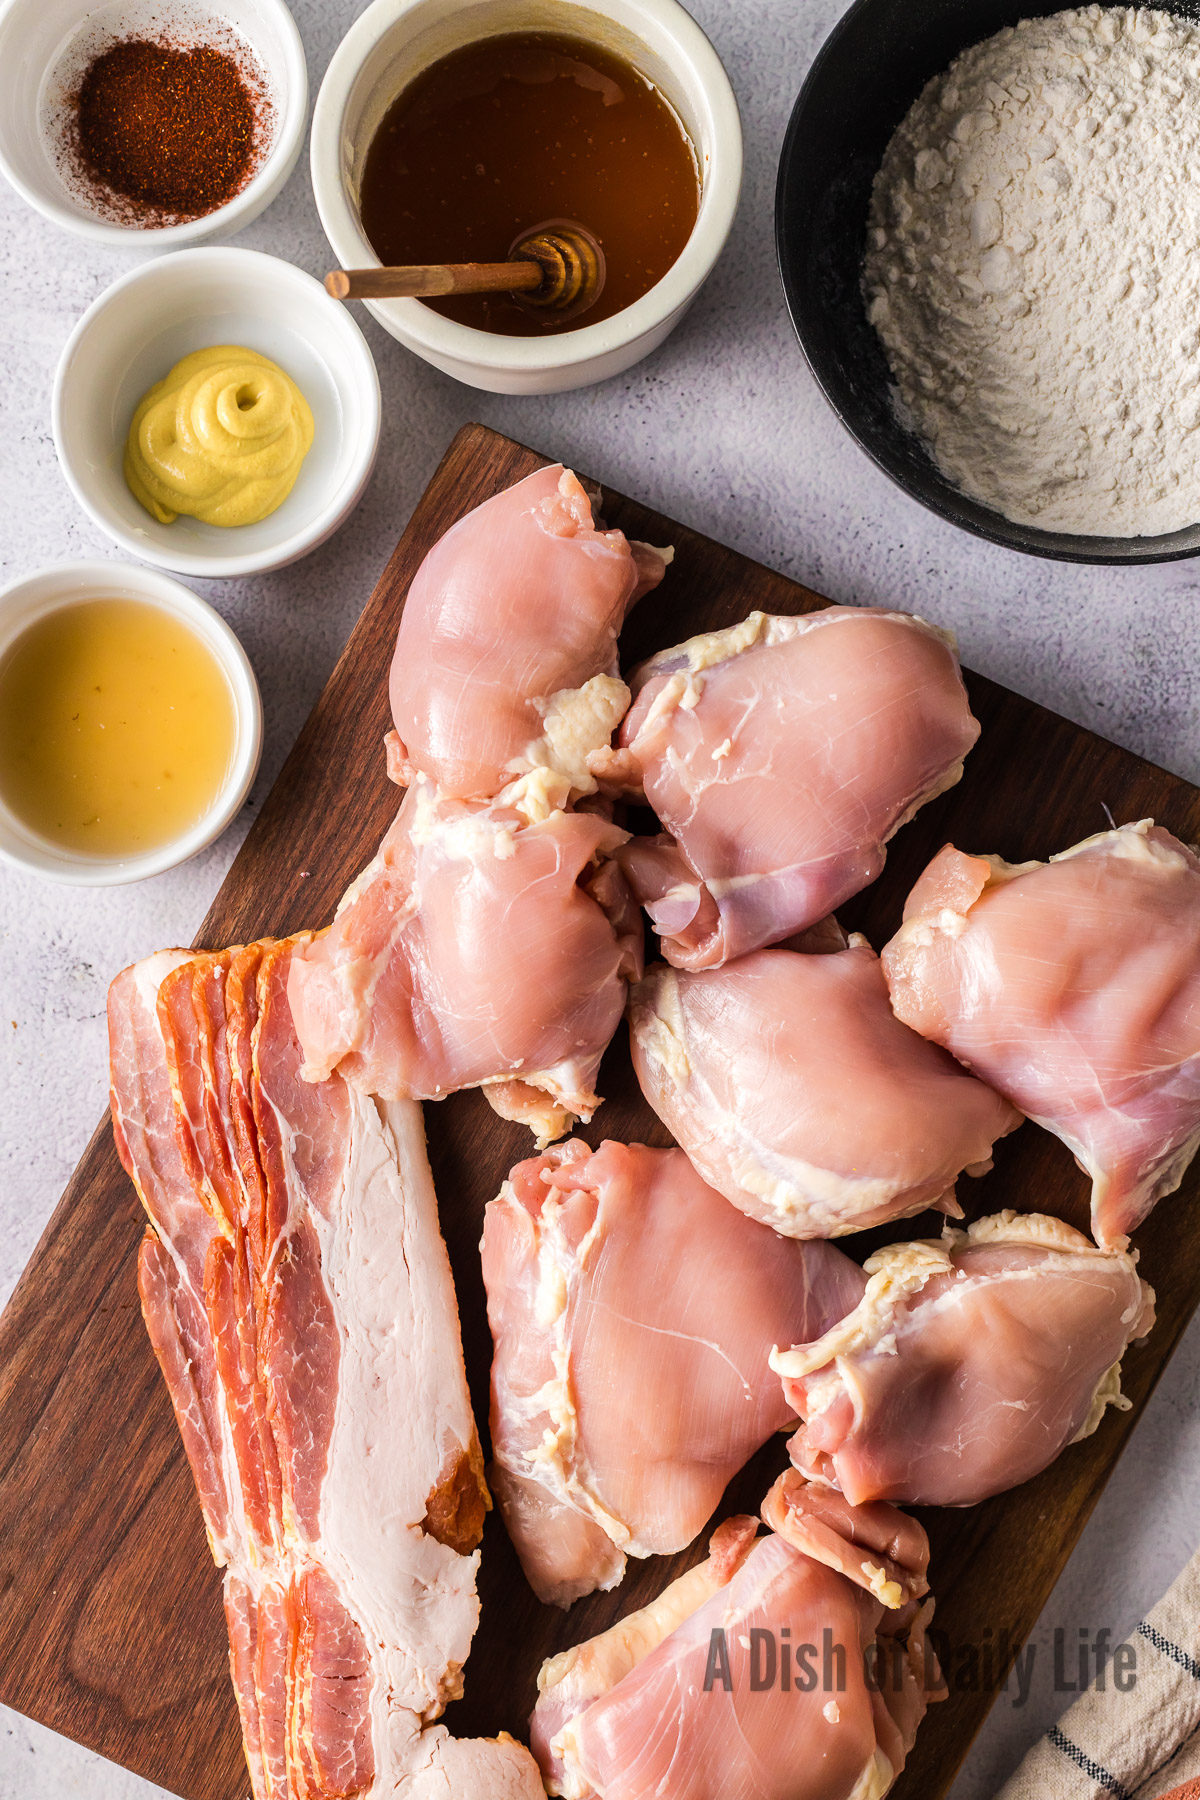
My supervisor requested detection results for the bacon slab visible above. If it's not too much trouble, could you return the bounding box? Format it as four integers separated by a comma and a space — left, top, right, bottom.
109, 946, 542, 1800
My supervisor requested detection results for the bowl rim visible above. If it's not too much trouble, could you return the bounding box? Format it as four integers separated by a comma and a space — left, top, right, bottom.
309, 0, 744, 375
774, 0, 1200, 568
51, 245, 383, 579
0, 559, 263, 886
0, 0, 309, 248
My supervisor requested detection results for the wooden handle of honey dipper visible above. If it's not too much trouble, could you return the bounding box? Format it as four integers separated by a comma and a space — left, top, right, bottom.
326, 225, 605, 314
325, 262, 544, 301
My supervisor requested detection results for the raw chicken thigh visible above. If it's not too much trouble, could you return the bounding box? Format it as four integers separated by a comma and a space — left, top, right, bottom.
772, 1212, 1155, 1507
289, 773, 641, 1143
628, 942, 1021, 1239
289, 461, 672, 1140
481, 1138, 866, 1606
389, 463, 669, 801
882, 821, 1200, 1246
761, 1467, 932, 1612
609, 607, 978, 969
530, 1479, 941, 1800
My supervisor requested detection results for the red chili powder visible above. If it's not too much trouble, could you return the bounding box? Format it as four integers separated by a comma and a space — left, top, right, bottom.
74, 40, 263, 223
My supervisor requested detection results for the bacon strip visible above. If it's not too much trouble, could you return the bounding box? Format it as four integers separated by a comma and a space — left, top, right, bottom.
109, 945, 542, 1800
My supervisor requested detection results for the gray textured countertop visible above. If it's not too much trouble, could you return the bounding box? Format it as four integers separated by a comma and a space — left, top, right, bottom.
3, 1, 1200, 1796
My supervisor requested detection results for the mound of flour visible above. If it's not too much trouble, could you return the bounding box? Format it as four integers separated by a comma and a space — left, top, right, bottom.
864, 5, 1200, 536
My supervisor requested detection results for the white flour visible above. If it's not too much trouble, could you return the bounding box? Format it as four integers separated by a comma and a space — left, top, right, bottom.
864, 5, 1200, 537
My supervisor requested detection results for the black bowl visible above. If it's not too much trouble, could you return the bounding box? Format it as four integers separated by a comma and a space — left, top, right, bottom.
776, 0, 1200, 564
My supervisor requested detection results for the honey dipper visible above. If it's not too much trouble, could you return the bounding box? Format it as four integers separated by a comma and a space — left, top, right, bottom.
325, 224, 604, 318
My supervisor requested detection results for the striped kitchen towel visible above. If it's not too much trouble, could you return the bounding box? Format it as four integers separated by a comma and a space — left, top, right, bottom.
997, 1551, 1200, 1800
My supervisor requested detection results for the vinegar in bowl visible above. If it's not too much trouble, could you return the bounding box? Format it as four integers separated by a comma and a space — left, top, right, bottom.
0, 596, 236, 860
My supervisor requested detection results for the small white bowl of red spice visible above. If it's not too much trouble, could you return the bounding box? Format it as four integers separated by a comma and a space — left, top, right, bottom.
0, 0, 307, 247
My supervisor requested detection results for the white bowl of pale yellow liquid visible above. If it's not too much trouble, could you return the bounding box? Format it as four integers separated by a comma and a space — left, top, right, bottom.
0, 562, 262, 885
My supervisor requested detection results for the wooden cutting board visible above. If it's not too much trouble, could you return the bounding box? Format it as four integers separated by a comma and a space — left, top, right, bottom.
3, 421, 1198, 1800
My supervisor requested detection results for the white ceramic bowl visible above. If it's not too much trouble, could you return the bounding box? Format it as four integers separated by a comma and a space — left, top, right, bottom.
0, 0, 308, 249
310, 0, 743, 395
53, 247, 382, 578
0, 561, 262, 886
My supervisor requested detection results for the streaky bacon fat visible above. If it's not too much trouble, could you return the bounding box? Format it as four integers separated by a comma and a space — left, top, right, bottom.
109, 945, 542, 1800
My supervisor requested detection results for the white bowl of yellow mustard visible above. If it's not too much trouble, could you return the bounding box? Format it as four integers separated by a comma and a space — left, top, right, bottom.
0, 561, 262, 885
52, 247, 381, 577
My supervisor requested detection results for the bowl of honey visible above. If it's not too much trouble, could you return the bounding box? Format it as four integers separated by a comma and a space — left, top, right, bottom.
0, 561, 262, 885
310, 0, 742, 394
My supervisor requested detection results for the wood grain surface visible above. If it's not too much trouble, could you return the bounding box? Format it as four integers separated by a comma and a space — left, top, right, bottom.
2, 422, 1198, 1800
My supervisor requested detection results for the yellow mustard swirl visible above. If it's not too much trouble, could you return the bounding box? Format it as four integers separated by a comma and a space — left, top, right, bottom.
124, 346, 315, 528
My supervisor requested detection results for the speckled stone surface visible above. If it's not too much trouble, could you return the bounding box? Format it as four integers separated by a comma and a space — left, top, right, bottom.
3, 1, 1200, 1796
